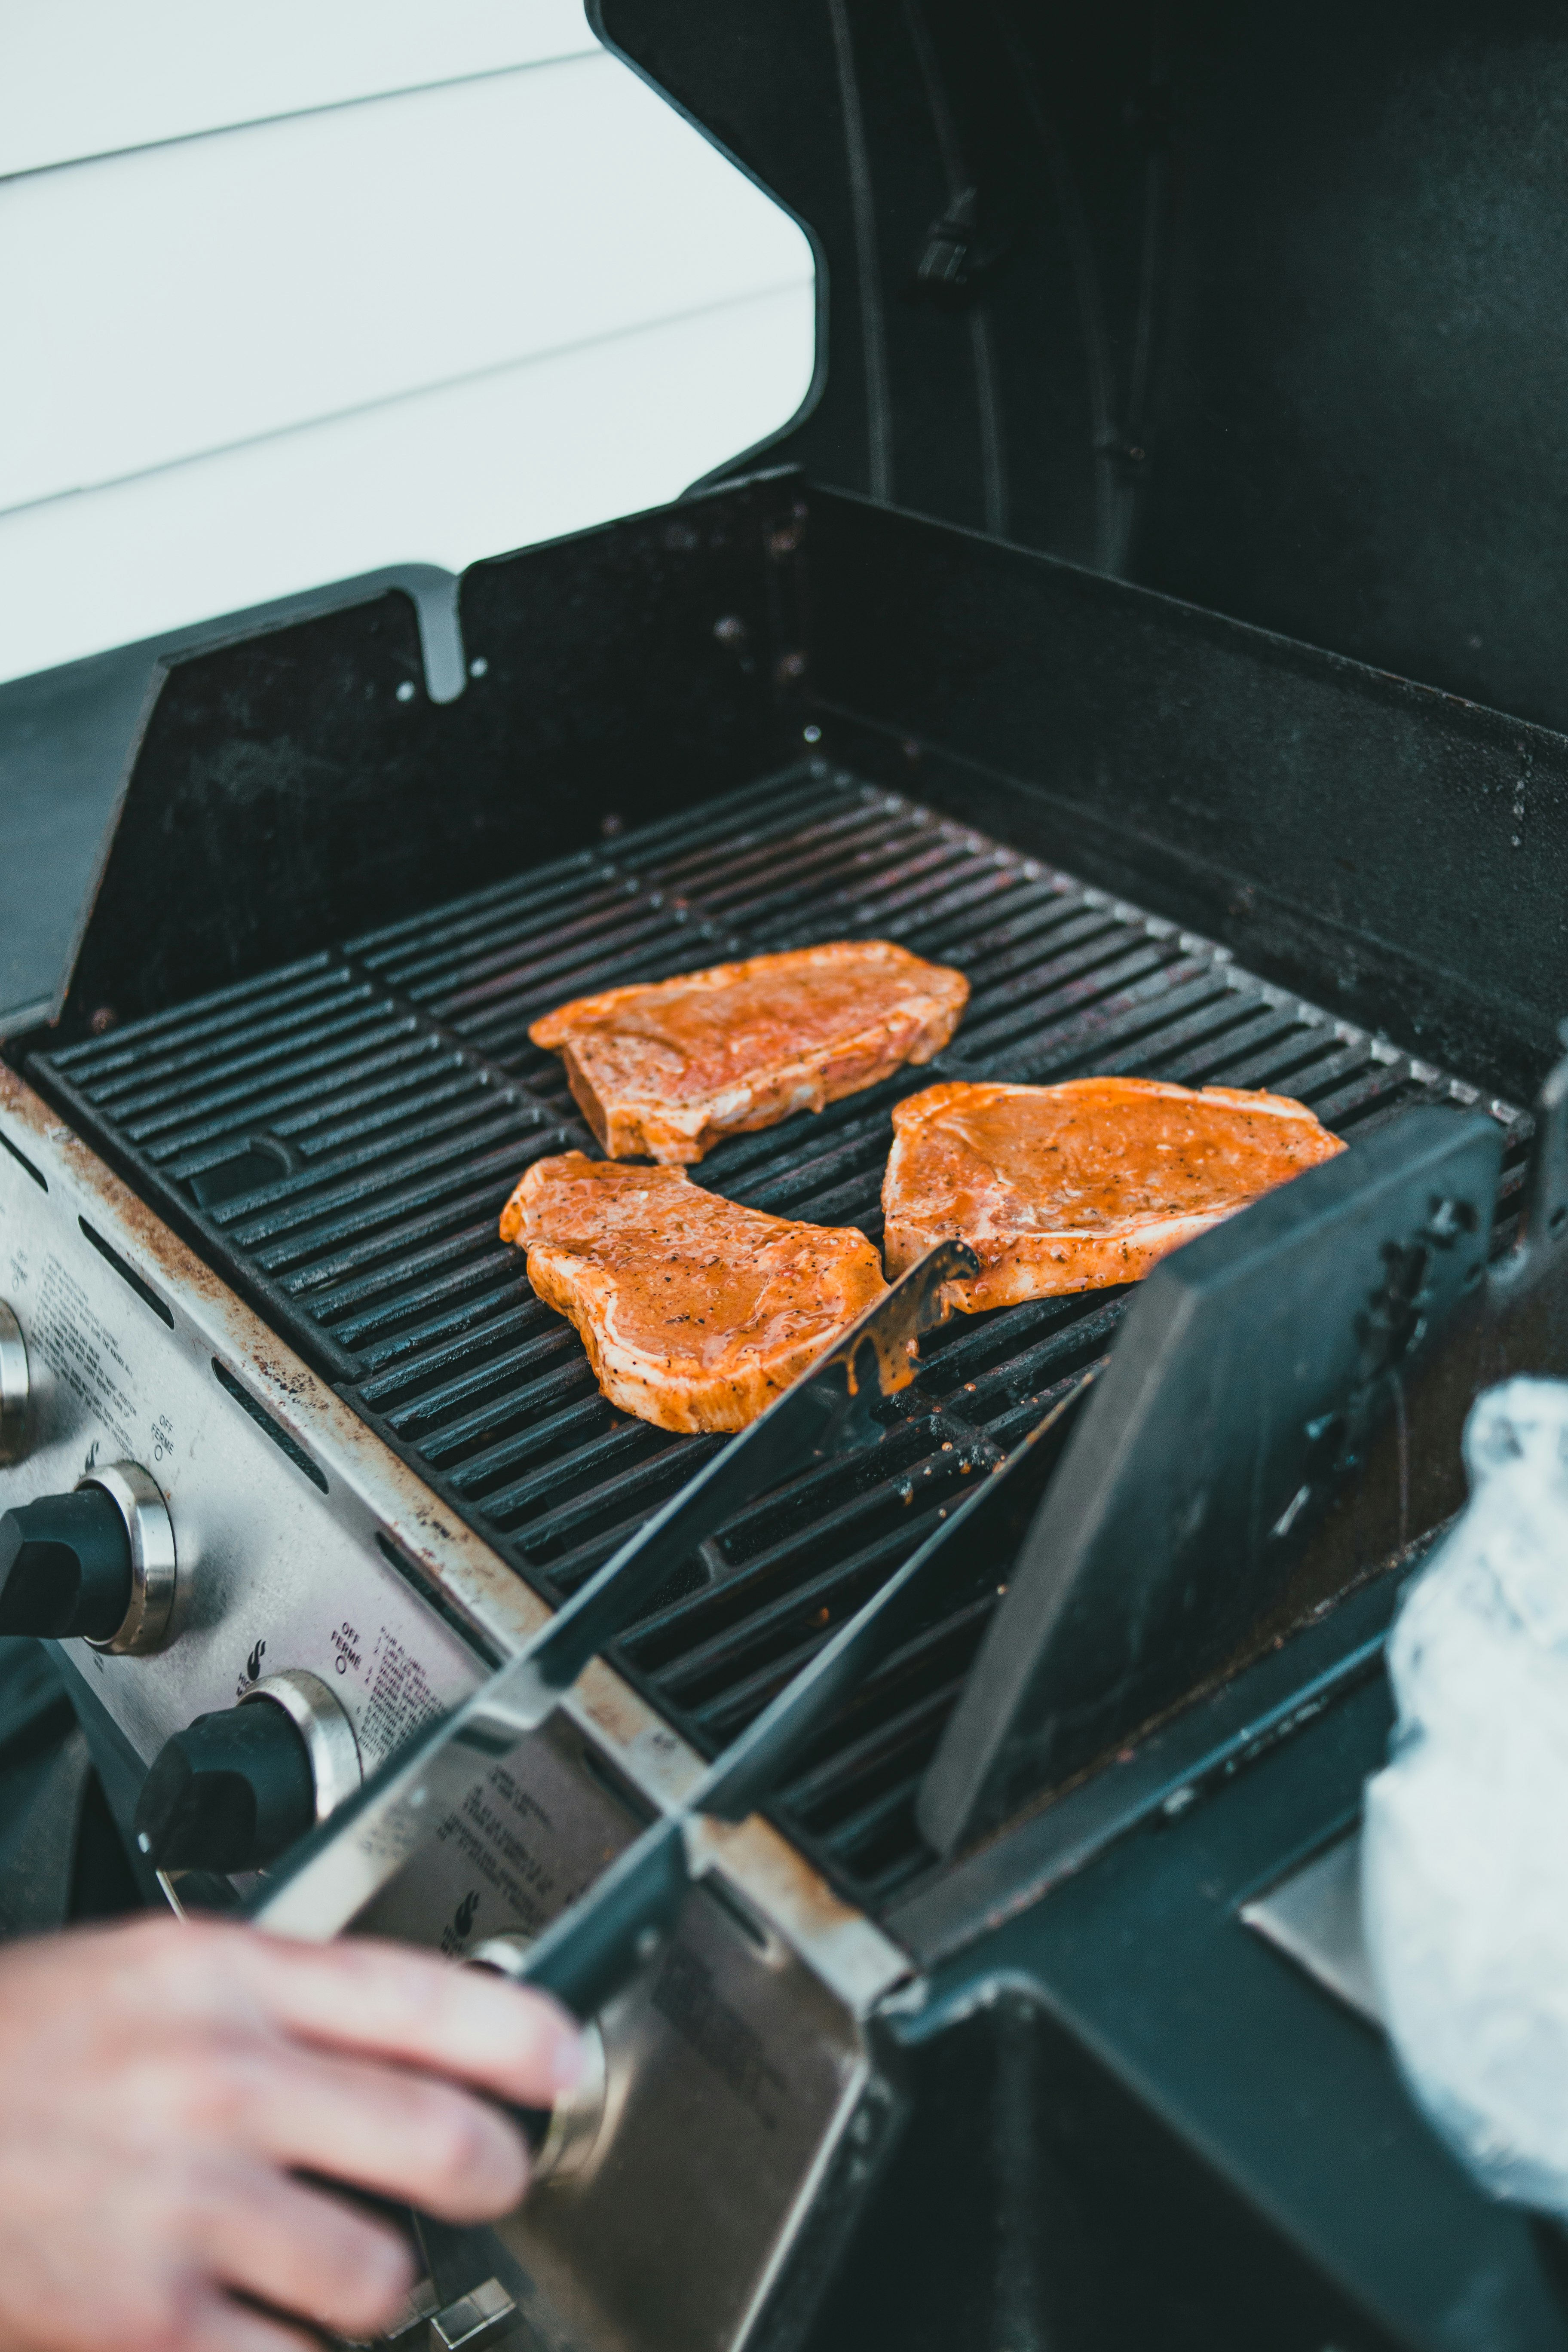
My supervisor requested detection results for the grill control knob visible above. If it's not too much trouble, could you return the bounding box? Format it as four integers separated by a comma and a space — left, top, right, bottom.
0, 1304, 28, 1463
0, 1463, 175, 1651
134, 1669, 362, 1874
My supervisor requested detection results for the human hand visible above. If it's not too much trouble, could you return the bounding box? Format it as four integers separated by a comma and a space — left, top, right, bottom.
0, 1913, 582, 2352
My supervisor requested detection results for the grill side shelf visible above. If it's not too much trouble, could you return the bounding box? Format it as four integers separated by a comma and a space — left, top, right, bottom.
28, 759, 1534, 1905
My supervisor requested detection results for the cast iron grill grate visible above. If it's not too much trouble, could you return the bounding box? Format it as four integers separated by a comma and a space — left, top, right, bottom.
31, 762, 1532, 1904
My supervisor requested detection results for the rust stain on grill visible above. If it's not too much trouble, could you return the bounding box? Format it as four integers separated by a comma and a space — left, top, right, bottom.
690, 1811, 889, 1954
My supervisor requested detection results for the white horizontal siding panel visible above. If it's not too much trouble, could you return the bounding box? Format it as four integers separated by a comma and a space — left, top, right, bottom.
0, 282, 815, 686
0, 0, 597, 178
0, 52, 814, 514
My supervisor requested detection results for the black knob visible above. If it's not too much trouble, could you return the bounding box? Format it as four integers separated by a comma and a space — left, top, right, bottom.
134, 1700, 315, 1872
0, 1488, 132, 1640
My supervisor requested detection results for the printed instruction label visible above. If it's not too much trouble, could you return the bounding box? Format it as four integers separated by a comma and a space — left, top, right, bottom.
36, 1252, 140, 1458
431, 1763, 560, 1936
326, 1618, 445, 1765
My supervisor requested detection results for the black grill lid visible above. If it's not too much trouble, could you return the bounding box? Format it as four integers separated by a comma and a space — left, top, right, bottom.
601, 0, 1568, 739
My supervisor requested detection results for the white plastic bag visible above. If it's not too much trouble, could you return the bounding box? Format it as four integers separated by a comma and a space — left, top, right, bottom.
1363, 1376, 1568, 2213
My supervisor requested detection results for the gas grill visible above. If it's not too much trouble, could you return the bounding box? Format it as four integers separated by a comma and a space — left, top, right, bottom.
26, 762, 1531, 1916
6, 4, 1568, 2345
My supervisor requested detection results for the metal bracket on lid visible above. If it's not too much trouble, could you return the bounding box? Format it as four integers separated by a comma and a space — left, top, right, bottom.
1239, 1827, 1382, 2028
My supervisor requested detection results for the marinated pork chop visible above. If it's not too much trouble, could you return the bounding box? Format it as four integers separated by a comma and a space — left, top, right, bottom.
499, 1152, 888, 1432
529, 941, 968, 1165
882, 1076, 1346, 1312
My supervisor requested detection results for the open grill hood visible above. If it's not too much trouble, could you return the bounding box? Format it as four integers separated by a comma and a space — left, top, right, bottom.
598, 0, 1568, 747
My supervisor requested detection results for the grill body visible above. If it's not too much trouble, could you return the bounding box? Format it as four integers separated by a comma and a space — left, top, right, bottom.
31, 756, 1535, 1911
3, 475, 1568, 2349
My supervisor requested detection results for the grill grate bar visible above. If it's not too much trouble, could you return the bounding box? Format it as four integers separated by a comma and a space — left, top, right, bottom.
642, 1512, 962, 1715
202, 1096, 536, 1232
796, 1594, 997, 1752
956, 933, 1185, 1047
48, 955, 346, 1074
305, 1217, 520, 1321
279, 1174, 542, 1297
191, 1068, 496, 1180
1133, 998, 1310, 1084
785, 1694, 955, 1840
241, 1134, 556, 1273
894, 867, 1067, 953
75, 974, 383, 1098
368, 1315, 582, 1423
649, 802, 928, 899
525, 1451, 722, 1586
685, 824, 947, 927
989, 965, 1234, 1081
445, 1394, 618, 1494
904, 870, 1086, 956
625, 1464, 968, 1683
439, 934, 744, 1060
473, 1412, 682, 1524
424, 906, 708, 1023
757, 847, 1030, 944
137, 1035, 460, 1160
130, 1029, 441, 1157
364, 872, 637, 989
89, 994, 398, 1125
605, 771, 865, 877
1308, 1063, 1437, 1129
339, 1269, 534, 1372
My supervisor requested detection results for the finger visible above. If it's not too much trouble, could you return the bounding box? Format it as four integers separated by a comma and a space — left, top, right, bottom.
239, 1934, 583, 2105
198, 2168, 415, 2340
177, 2286, 322, 2352
214, 2043, 529, 2222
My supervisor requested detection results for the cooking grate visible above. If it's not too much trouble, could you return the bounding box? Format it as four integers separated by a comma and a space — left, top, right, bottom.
31, 762, 1532, 1902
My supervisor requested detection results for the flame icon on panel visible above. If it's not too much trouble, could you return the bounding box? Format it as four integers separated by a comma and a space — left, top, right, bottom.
441, 1892, 482, 1957
245, 1639, 266, 1684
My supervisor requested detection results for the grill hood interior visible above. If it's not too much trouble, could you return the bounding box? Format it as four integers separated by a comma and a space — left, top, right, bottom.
599, 0, 1568, 744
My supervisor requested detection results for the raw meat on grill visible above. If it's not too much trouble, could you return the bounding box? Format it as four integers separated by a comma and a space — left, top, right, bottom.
499, 1151, 888, 1432
529, 940, 969, 1164
881, 1076, 1346, 1312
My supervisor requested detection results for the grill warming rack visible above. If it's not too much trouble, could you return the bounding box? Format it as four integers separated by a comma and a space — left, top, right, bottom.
31, 761, 1531, 1906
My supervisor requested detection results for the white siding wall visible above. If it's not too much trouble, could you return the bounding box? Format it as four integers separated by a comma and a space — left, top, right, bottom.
0, 3, 816, 684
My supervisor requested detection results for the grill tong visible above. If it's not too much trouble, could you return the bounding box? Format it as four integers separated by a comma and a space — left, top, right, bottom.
248, 1238, 989, 1943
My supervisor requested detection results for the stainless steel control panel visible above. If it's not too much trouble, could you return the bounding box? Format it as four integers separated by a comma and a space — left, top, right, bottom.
3, 1090, 498, 1772
0, 1069, 704, 1904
